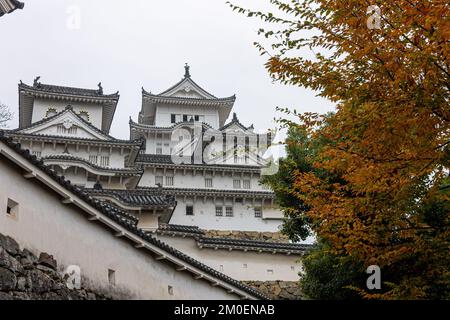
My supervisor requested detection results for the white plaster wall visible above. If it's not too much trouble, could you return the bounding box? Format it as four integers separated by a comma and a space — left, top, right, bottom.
32, 99, 104, 130
169, 197, 282, 232
0, 159, 240, 300
22, 140, 128, 169
140, 167, 270, 192
154, 104, 220, 128
156, 235, 302, 281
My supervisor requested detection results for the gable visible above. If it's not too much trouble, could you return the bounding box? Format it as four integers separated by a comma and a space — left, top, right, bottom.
159, 78, 217, 100
18, 109, 112, 141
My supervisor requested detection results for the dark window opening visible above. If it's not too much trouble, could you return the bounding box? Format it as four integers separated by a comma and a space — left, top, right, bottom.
186, 206, 194, 216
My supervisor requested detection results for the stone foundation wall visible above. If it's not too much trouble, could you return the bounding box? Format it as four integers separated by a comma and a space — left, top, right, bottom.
243, 281, 302, 300
204, 230, 290, 243
0, 233, 108, 300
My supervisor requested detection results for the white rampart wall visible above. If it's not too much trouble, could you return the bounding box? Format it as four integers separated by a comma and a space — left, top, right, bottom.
0, 158, 239, 300
156, 235, 303, 281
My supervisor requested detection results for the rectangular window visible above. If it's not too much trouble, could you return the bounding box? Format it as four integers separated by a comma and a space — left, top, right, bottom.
171, 114, 176, 123
243, 180, 251, 189
155, 176, 163, 186
6, 198, 18, 218
194, 115, 199, 121
233, 179, 241, 189
32, 151, 41, 158
225, 206, 233, 217
205, 178, 213, 188
89, 155, 98, 164
183, 115, 188, 122
254, 207, 262, 218
100, 156, 110, 167
165, 176, 174, 186
156, 142, 162, 155
108, 269, 116, 286
215, 206, 223, 217
186, 206, 194, 216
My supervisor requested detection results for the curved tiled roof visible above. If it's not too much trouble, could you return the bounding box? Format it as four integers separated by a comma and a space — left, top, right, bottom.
138, 186, 276, 198
0, 0, 24, 17
0, 130, 268, 299
130, 118, 214, 131
87, 189, 176, 207
19, 80, 119, 134
19, 81, 119, 99
42, 154, 143, 175
135, 153, 264, 171
156, 224, 310, 254
158, 224, 205, 236
196, 237, 310, 254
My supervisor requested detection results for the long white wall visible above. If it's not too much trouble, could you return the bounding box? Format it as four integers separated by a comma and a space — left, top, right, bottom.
169, 197, 282, 232
156, 235, 303, 281
0, 158, 241, 300
155, 104, 220, 128
140, 167, 270, 192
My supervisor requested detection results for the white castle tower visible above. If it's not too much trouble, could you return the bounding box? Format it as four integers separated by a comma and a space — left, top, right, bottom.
6, 68, 309, 294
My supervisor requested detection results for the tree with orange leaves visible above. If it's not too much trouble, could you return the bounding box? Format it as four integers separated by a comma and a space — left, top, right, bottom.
230, 0, 449, 299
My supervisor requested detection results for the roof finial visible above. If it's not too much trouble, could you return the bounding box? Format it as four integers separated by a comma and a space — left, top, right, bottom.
97, 82, 103, 95
33, 76, 41, 87
232, 112, 238, 121
184, 63, 191, 78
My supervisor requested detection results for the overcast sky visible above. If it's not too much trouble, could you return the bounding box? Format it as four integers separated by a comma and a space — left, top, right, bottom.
0, 0, 335, 139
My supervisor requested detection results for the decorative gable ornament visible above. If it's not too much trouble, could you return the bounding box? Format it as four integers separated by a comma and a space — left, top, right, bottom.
62, 119, 74, 130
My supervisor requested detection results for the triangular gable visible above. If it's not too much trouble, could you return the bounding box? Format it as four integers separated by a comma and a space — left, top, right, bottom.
17, 108, 113, 141
158, 78, 217, 100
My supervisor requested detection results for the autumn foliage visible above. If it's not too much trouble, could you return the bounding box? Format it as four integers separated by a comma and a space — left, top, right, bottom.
230, 0, 449, 299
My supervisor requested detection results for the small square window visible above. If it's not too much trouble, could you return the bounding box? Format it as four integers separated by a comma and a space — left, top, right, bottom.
6, 198, 18, 218
267, 269, 274, 275
205, 178, 213, 188
243, 180, 251, 189
165, 176, 174, 186
186, 206, 194, 216
254, 207, 262, 218
108, 269, 116, 286
215, 206, 223, 217
225, 207, 233, 217
233, 179, 241, 189
155, 176, 164, 186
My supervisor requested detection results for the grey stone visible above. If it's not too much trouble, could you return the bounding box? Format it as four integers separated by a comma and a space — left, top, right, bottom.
0, 234, 20, 256
17, 276, 27, 291
38, 252, 57, 270
0, 292, 14, 300
0, 266, 17, 290
27, 269, 56, 293
0, 247, 24, 273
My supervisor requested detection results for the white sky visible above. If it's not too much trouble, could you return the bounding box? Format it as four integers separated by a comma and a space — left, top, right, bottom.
0, 0, 335, 139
